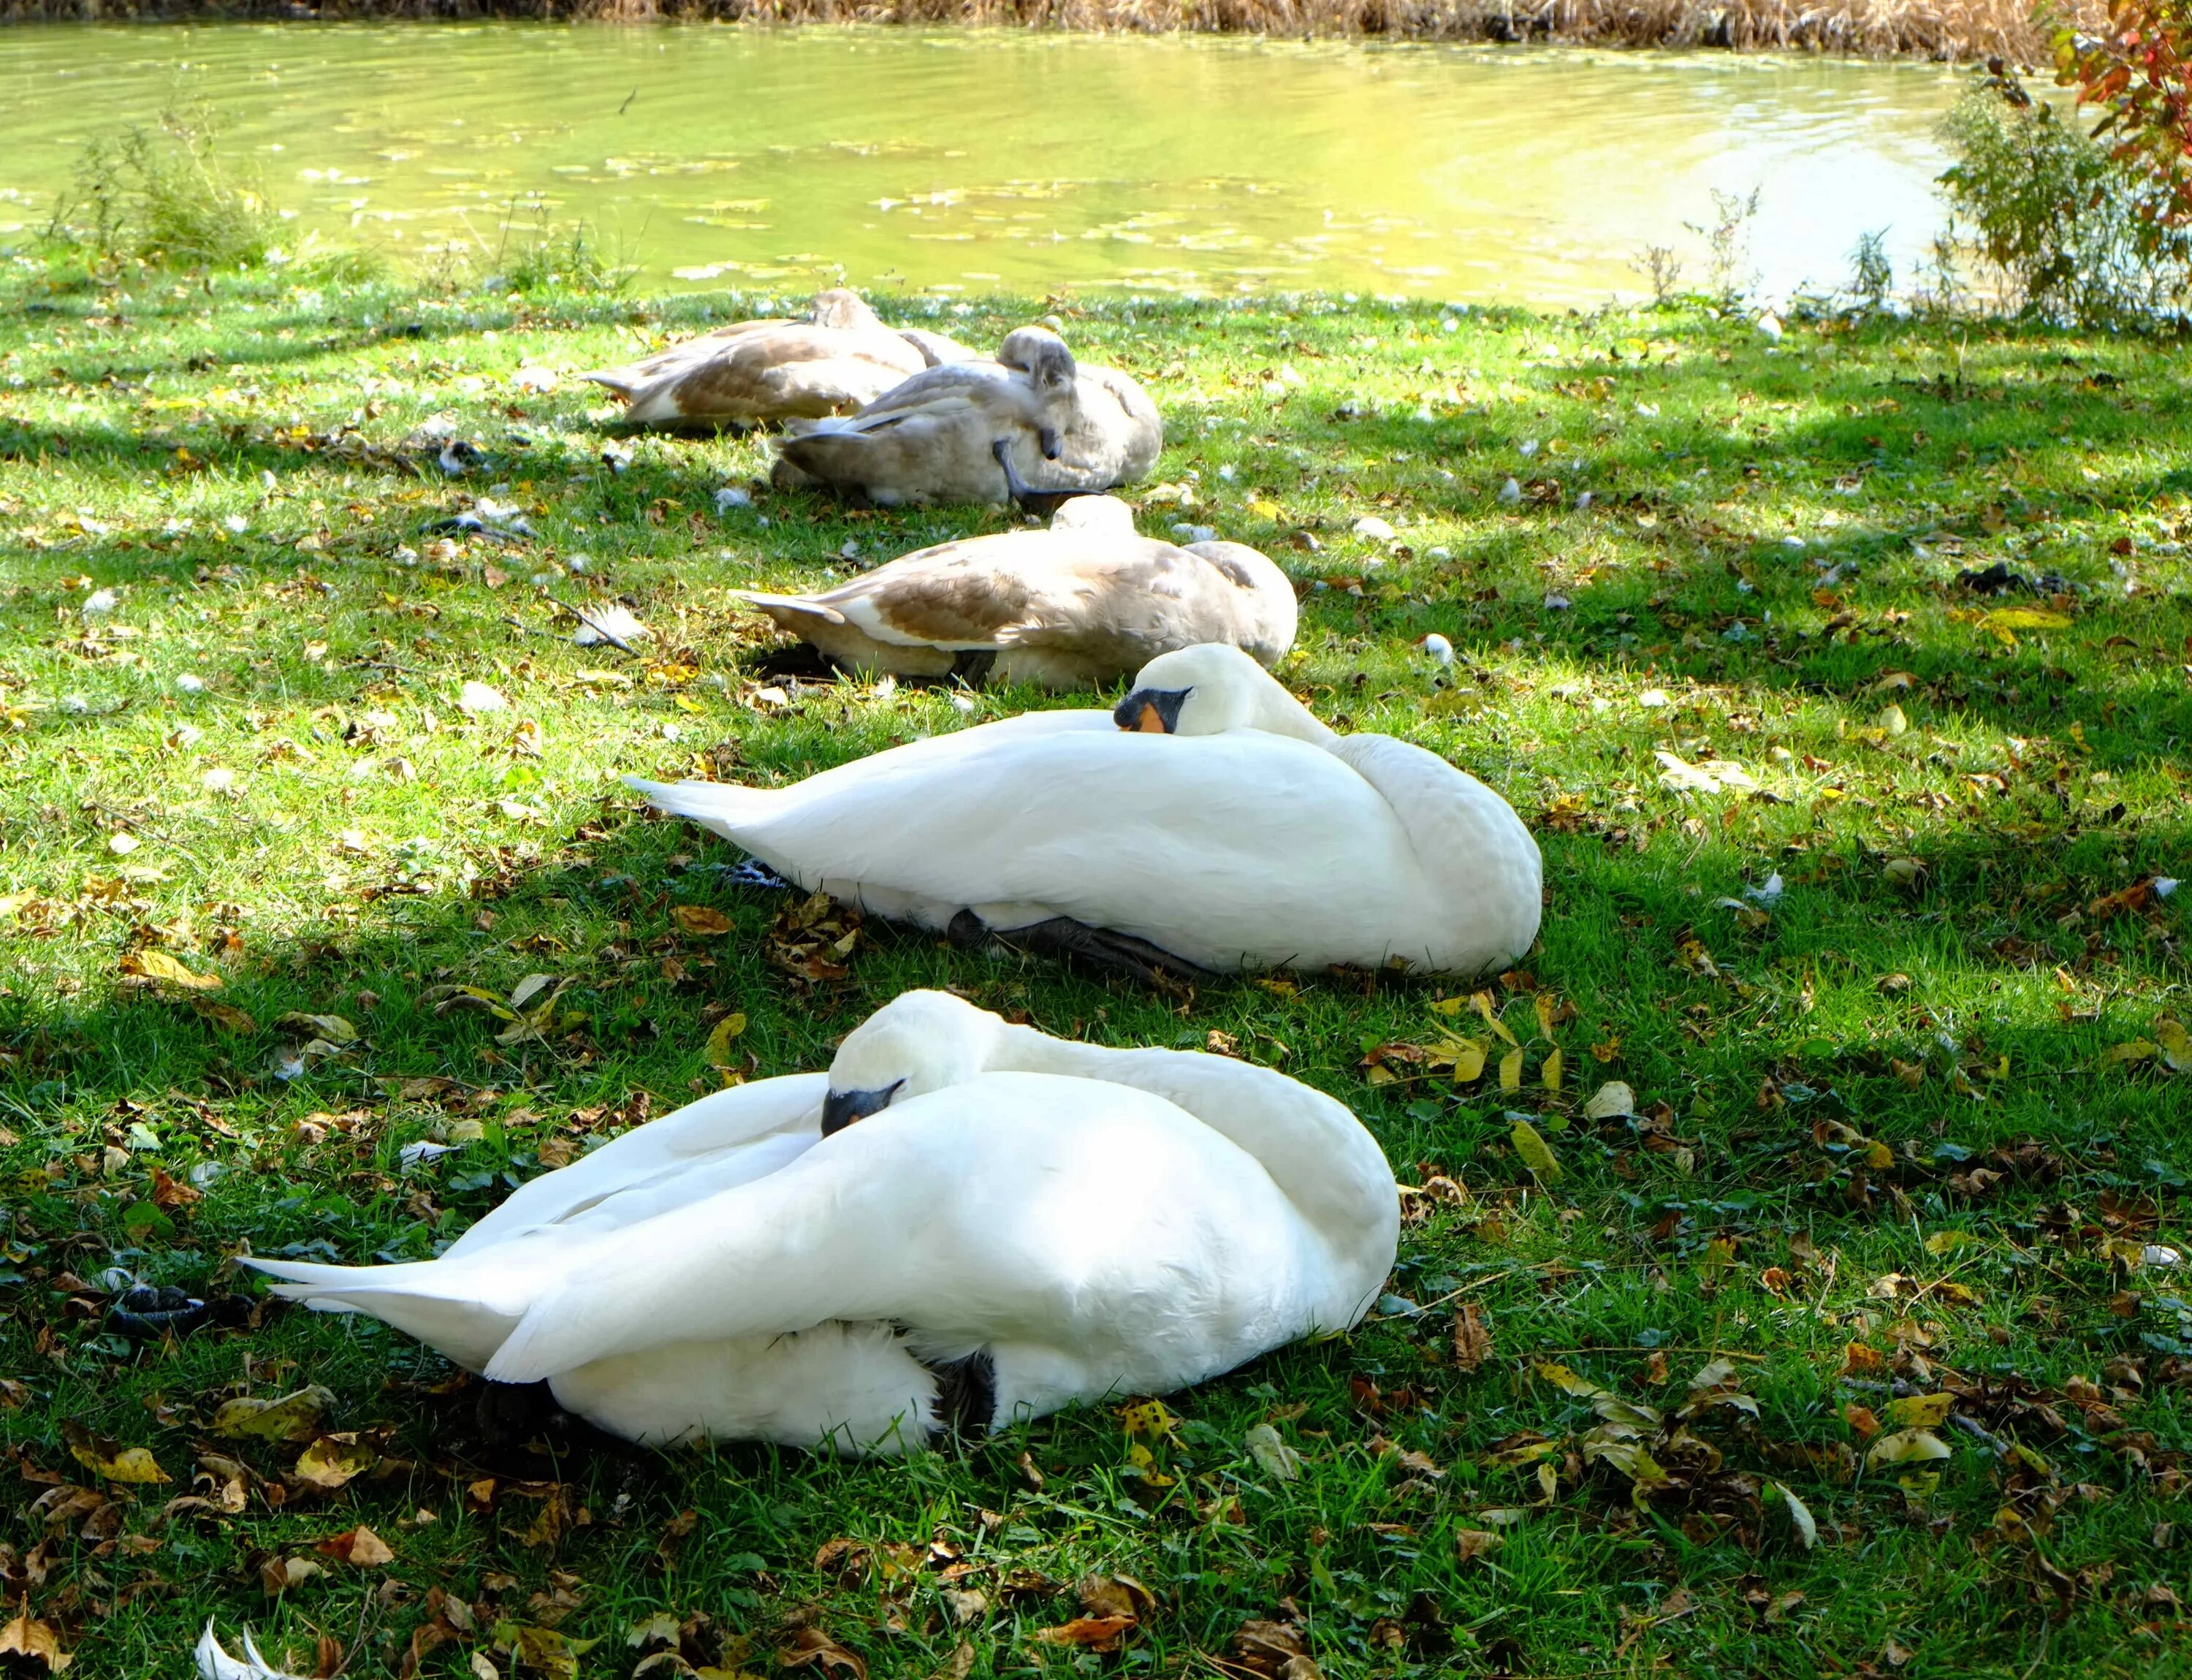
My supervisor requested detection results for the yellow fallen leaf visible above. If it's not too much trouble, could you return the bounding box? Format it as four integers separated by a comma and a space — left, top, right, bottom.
1541, 1046, 1564, 1094
2105, 1039, 2158, 1067
1499, 1049, 1523, 1092
1865, 1139, 1895, 1170
294, 1433, 377, 1491
1884, 1393, 1952, 1429
1583, 1080, 1635, 1120
1983, 607, 2071, 631
1866, 1427, 1952, 1467
215, 1384, 338, 1442
703, 1011, 748, 1068
1444, 1037, 1487, 1082
0, 1605, 72, 1672
277, 1011, 357, 1044
64, 1420, 170, 1485
2155, 1017, 2191, 1073
1510, 1121, 1561, 1181
1117, 1399, 1177, 1439
126, 949, 221, 991
1534, 992, 1556, 1039
1472, 992, 1518, 1046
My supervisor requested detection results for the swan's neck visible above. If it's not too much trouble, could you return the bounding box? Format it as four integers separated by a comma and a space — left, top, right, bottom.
1242, 686, 1339, 750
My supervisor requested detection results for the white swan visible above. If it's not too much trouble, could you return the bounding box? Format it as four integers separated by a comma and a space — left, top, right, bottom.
243, 992, 1397, 1454
631, 642, 1542, 977
771, 326, 1162, 508
730, 495, 1297, 688
582, 289, 975, 430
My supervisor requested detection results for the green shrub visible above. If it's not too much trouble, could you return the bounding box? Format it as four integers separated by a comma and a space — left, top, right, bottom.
1937, 69, 2192, 324
47, 103, 278, 270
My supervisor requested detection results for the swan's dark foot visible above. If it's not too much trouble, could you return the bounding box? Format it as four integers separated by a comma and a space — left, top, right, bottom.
946, 908, 988, 949
949, 648, 998, 685
926, 1350, 997, 1444
727, 857, 794, 891
989, 437, 1108, 517
475, 1378, 565, 1447
995, 916, 1209, 992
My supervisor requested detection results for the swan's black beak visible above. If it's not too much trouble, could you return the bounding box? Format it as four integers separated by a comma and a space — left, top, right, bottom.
992, 436, 1104, 516
1113, 686, 1192, 734
821, 1079, 904, 1137
1038, 426, 1062, 461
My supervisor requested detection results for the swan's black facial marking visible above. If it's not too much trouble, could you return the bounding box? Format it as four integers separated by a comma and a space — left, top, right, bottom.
1113, 686, 1192, 734
821, 1079, 904, 1137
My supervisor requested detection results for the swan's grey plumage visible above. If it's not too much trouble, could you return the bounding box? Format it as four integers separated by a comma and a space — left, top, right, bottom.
730, 496, 1295, 687
582, 289, 975, 430
242, 992, 1398, 1454
771, 326, 1161, 506
633, 642, 1542, 976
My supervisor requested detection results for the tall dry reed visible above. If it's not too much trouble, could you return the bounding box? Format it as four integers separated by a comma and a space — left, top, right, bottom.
4, 0, 2101, 66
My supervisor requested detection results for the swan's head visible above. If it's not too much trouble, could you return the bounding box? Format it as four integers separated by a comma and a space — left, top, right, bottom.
997, 327, 1077, 397
822, 989, 1005, 1136
1112, 642, 1278, 737
810, 289, 879, 331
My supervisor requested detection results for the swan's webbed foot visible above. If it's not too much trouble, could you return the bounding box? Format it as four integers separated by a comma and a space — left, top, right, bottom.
948, 648, 998, 686
989, 437, 1106, 517
926, 1350, 997, 1445
995, 916, 1209, 992
475, 1378, 566, 1448
727, 857, 794, 891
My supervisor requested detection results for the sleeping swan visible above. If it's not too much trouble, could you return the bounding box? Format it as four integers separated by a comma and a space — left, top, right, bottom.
729, 495, 1297, 688
631, 642, 1542, 978
582, 288, 975, 430
243, 991, 1398, 1453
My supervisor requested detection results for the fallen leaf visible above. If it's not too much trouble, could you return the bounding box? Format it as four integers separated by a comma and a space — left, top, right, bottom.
215, 1386, 338, 1442
260, 1556, 324, 1596
1453, 1302, 1494, 1372
1454, 1528, 1501, 1565
1116, 1400, 1176, 1440
1076, 1573, 1154, 1622
458, 681, 509, 715
2155, 1017, 2191, 1073
1583, 1080, 1635, 1121
1656, 750, 1757, 794
1540, 1046, 1564, 1093
316, 1524, 395, 1567
61, 1421, 170, 1485
1244, 1423, 1303, 1481
1510, 1120, 1562, 1182
194, 1000, 259, 1035
1498, 1048, 1523, 1090
1031, 1617, 1133, 1652
775, 1627, 866, 1680
673, 905, 733, 936
125, 949, 222, 992
1883, 1393, 1952, 1429
293, 1434, 376, 1492
0, 1605, 72, 1671
703, 1012, 748, 1067
1768, 1480, 1817, 1549
1866, 1428, 1952, 1468
276, 1012, 358, 1044
1983, 607, 2072, 632
495, 1622, 598, 1680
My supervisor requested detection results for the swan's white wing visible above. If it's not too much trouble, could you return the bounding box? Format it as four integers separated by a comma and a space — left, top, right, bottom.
447, 1072, 827, 1255
483, 1073, 1309, 1384
636, 726, 1419, 968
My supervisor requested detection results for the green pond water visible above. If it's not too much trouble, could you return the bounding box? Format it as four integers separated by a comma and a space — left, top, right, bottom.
0, 23, 1963, 303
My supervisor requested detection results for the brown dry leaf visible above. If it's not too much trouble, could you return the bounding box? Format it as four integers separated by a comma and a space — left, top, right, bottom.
1453, 1302, 1493, 1372
61, 1420, 170, 1486
935, 1642, 974, 1680
315, 1524, 395, 1567
124, 949, 222, 991
672, 905, 733, 936
261, 1556, 324, 1596
215, 1385, 338, 1442
293, 1434, 376, 1492
1031, 1616, 1135, 1652
1843, 1403, 1881, 1438
1455, 1528, 1502, 1565
775, 1627, 867, 1680
193, 1000, 259, 1034
1076, 1573, 1154, 1622
0, 1605, 72, 1672
1233, 1619, 1323, 1680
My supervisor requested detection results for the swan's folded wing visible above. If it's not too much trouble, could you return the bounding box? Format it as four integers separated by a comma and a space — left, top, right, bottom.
445, 1073, 827, 1256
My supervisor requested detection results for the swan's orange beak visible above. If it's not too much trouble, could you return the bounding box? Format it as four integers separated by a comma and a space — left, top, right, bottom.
1133, 702, 1166, 733
1112, 685, 1192, 734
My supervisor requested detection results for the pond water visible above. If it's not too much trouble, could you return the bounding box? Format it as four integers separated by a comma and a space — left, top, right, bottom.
0, 23, 1963, 303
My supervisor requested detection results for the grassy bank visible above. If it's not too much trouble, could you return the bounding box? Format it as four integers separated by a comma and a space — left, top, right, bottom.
1, 253, 2190, 1680
0, 0, 2094, 65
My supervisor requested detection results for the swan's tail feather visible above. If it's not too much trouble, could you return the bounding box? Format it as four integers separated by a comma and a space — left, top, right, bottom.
579, 368, 643, 399
623, 775, 780, 845
728, 589, 847, 627
240, 1257, 525, 1374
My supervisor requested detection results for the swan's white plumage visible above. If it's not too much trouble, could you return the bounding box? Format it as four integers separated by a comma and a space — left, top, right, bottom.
633, 643, 1541, 976
244, 994, 1397, 1453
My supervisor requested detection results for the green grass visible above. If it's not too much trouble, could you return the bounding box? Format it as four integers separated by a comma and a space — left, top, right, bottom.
1, 247, 2190, 1680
